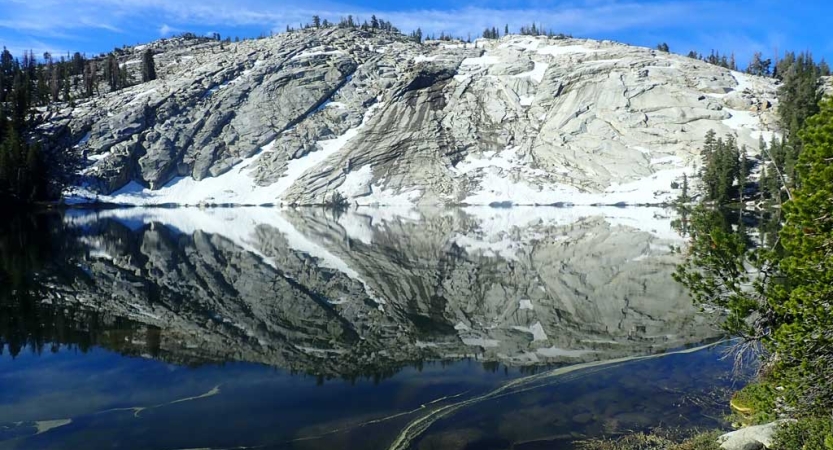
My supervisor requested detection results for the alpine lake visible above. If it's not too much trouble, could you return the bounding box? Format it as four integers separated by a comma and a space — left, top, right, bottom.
0, 206, 745, 450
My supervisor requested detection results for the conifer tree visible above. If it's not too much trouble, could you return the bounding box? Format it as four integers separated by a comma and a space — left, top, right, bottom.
104, 53, 119, 91
700, 130, 742, 204
62, 70, 70, 103
35, 65, 48, 105
71, 52, 84, 75
738, 146, 748, 202
83, 61, 96, 97
141, 49, 156, 82
49, 62, 59, 102
819, 59, 831, 76
679, 173, 690, 203
747, 51, 771, 76
777, 52, 822, 142
773, 97, 833, 411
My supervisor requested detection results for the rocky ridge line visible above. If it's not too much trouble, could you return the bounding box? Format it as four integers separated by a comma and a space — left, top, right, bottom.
38, 28, 780, 206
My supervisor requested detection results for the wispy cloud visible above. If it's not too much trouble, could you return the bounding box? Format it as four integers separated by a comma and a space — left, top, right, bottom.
0, 0, 719, 35
159, 24, 181, 37
0, 0, 827, 63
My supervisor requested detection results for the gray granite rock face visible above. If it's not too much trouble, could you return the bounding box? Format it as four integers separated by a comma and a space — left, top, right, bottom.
719, 421, 791, 450
42, 29, 779, 205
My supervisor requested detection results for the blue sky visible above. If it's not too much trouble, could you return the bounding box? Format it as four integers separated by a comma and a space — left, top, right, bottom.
0, 0, 830, 66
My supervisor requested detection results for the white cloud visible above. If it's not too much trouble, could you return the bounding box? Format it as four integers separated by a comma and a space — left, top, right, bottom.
0, 0, 737, 35
0, 0, 824, 62
159, 24, 180, 37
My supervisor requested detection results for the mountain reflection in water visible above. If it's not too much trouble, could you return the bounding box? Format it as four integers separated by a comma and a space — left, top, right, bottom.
0, 207, 737, 450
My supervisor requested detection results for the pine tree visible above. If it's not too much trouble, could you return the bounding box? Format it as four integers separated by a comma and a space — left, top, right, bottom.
820, 59, 831, 76
746, 51, 771, 76
759, 136, 774, 201
35, 65, 48, 105
680, 173, 690, 203
700, 131, 742, 204
60, 58, 70, 102
505, 24, 509, 36
83, 61, 95, 97
0, 48, 81, 202
141, 49, 157, 82
0, 47, 13, 104
49, 62, 59, 102
777, 52, 822, 143
774, 97, 833, 411
312, 15, 321, 28
104, 53, 119, 91
738, 145, 748, 202
71, 52, 85, 75
10, 71, 27, 129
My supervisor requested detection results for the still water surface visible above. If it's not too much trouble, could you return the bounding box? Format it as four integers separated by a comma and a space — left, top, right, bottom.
0, 207, 739, 449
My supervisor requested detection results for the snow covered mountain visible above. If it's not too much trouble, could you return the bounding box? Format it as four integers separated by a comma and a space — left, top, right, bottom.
39, 27, 779, 206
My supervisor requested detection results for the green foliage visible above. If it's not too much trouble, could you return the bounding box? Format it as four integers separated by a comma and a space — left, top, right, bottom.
678, 98, 833, 417
730, 382, 778, 424
772, 418, 833, 450
673, 174, 691, 205
688, 49, 737, 71
776, 52, 823, 138
0, 122, 48, 202
747, 51, 772, 77
700, 130, 742, 204
323, 190, 350, 212
770, 97, 833, 412
409, 27, 423, 43
773, 52, 826, 190
673, 207, 763, 338
0, 47, 83, 202
759, 136, 786, 203
482, 26, 500, 39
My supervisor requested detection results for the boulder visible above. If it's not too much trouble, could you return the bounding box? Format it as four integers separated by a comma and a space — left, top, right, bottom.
719, 421, 792, 450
